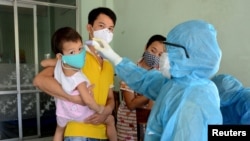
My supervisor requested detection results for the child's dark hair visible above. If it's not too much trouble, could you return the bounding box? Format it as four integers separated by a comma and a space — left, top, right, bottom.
146, 34, 166, 49
88, 7, 117, 26
51, 27, 82, 55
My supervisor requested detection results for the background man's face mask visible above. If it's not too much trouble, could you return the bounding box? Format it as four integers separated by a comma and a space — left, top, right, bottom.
93, 28, 113, 43
159, 52, 171, 78
62, 49, 86, 69
143, 51, 160, 68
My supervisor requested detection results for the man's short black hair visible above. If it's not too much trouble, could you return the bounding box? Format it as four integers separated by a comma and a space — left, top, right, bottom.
88, 7, 117, 26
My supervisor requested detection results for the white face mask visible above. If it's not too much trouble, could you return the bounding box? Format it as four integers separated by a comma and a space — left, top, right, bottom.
159, 52, 171, 79
93, 28, 113, 43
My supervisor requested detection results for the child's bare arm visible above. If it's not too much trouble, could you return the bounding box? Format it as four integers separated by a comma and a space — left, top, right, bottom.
41, 58, 57, 67
77, 82, 104, 114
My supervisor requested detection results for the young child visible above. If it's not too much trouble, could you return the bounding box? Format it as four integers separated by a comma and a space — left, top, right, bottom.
41, 27, 117, 141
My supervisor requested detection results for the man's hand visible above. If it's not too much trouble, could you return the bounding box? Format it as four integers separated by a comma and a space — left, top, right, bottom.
84, 108, 109, 125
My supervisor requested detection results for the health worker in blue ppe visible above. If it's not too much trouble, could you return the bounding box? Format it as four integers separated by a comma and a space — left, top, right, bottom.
211, 74, 250, 124
87, 20, 223, 141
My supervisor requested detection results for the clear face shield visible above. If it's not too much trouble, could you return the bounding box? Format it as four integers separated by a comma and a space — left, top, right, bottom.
163, 41, 189, 58
159, 41, 189, 78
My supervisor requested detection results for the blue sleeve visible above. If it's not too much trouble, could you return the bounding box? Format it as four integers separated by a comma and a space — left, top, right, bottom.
115, 58, 168, 100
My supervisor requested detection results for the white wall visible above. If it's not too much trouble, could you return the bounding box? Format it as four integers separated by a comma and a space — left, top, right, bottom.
78, 0, 250, 86
113, 0, 250, 86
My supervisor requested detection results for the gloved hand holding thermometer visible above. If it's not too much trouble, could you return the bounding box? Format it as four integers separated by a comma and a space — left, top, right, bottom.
86, 38, 171, 79
85, 38, 122, 65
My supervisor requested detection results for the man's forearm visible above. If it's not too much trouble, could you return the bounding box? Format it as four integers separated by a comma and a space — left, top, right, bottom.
34, 74, 67, 100
104, 89, 115, 115
33, 67, 83, 105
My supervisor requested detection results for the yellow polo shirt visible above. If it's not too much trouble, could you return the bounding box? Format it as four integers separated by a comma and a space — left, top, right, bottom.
64, 50, 114, 139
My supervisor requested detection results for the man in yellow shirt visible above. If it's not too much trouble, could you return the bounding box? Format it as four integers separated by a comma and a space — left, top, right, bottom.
33, 7, 117, 141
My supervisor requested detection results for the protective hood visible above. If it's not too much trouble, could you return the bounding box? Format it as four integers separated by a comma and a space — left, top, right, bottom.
166, 20, 222, 79
211, 74, 244, 106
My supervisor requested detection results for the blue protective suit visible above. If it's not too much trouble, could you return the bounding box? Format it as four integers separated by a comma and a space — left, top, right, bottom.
115, 20, 223, 141
212, 74, 250, 124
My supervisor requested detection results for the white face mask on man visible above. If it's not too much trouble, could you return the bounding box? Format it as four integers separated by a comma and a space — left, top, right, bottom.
93, 28, 113, 43
159, 52, 171, 79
